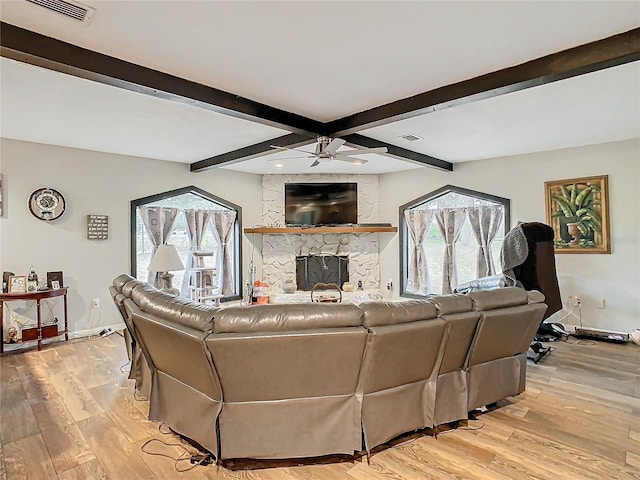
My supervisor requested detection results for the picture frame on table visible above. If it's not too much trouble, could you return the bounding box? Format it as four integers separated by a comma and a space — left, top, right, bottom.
51, 280, 61, 289
8, 275, 27, 293
544, 175, 610, 254
47, 271, 64, 289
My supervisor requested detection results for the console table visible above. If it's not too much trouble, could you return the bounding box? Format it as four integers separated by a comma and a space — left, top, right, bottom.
0, 287, 69, 354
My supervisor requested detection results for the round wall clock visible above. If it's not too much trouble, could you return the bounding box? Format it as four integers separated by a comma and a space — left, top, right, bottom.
28, 187, 66, 221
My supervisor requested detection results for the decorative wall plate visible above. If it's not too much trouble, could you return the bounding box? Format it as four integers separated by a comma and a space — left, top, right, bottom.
28, 187, 66, 221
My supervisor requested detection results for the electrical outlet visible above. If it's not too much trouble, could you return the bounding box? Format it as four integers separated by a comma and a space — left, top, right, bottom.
92, 298, 100, 308
99, 327, 113, 337
386, 279, 393, 291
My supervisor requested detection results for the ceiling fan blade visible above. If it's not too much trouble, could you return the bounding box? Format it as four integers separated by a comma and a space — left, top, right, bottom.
270, 145, 315, 155
337, 147, 388, 156
333, 157, 369, 165
324, 138, 346, 155
268, 155, 315, 161
310, 159, 320, 167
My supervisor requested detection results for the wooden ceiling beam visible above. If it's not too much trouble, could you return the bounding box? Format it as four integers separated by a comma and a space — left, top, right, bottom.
190, 133, 315, 172
343, 134, 452, 171
0, 22, 323, 134
326, 28, 640, 136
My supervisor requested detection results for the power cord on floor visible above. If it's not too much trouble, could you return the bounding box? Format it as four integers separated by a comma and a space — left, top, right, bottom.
140, 437, 213, 471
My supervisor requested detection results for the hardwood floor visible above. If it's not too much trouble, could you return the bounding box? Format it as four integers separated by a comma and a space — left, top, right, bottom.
1, 334, 638, 479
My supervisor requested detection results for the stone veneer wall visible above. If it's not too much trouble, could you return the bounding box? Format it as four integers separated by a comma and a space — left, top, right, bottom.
260, 174, 381, 292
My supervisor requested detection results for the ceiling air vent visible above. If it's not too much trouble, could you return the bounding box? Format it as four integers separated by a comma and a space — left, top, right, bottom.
399, 133, 423, 142
26, 0, 96, 24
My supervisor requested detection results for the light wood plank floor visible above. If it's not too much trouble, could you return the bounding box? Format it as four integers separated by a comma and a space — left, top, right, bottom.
1, 334, 639, 479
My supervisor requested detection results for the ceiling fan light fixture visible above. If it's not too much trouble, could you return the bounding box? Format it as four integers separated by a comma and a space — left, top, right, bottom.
399, 133, 423, 142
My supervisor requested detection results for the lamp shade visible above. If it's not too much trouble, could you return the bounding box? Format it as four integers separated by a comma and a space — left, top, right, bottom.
148, 244, 184, 272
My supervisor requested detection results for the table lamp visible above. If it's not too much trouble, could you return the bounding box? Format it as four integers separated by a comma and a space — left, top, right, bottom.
148, 244, 184, 295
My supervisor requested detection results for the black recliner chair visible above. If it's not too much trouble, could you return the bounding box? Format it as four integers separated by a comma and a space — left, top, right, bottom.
457, 222, 563, 362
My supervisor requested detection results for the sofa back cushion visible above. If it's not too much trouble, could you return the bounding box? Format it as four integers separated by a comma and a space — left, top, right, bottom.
206, 327, 367, 402
427, 294, 473, 315
113, 274, 136, 293
360, 300, 436, 327
362, 318, 447, 394
215, 303, 362, 333
437, 311, 481, 374
132, 284, 217, 333
132, 309, 221, 400
467, 287, 528, 311
468, 303, 547, 365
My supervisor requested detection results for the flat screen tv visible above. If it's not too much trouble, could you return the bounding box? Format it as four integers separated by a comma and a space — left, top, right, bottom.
285, 183, 357, 226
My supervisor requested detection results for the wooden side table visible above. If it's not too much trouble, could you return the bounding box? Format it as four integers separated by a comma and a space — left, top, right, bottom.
0, 287, 69, 354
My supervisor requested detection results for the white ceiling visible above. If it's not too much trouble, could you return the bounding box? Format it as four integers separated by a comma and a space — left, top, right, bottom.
0, 1, 639, 174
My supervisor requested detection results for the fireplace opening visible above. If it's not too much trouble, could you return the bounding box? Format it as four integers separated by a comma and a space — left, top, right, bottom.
296, 255, 349, 290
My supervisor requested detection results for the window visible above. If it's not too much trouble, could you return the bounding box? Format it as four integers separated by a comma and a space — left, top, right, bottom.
400, 185, 510, 297
130, 186, 242, 301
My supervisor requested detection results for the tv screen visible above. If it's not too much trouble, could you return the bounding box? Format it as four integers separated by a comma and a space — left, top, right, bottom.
285, 183, 358, 226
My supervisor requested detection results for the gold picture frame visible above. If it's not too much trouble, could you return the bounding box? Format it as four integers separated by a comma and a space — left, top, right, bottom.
545, 175, 610, 254
8, 275, 27, 293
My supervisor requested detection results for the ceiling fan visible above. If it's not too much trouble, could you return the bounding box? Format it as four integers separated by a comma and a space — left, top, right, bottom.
270, 136, 388, 167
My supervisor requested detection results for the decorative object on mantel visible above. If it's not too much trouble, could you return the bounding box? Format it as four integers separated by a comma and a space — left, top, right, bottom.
342, 282, 354, 292
545, 175, 610, 254
87, 214, 109, 239
28, 187, 66, 221
148, 244, 184, 295
282, 277, 297, 294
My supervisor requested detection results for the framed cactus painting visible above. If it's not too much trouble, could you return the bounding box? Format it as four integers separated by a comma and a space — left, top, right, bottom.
545, 175, 610, 254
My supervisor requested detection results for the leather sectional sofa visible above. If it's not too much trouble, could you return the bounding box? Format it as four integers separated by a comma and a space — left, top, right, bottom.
110, 274, 547, 461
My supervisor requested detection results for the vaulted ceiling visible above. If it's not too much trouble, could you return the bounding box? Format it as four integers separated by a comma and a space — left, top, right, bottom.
1, 1, 639, 175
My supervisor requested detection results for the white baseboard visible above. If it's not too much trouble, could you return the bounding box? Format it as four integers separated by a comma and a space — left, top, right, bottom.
68, 323, 124, 339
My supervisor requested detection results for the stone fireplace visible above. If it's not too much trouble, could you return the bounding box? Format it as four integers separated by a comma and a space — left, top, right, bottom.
259, 174, 381, 292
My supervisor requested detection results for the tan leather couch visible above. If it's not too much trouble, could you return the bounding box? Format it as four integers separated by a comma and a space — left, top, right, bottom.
110, 276, 547, 460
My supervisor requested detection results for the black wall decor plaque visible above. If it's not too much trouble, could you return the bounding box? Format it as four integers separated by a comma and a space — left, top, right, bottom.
87, 214, 108, 239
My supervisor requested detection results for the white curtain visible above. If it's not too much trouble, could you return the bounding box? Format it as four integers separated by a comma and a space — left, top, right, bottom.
211, 210, 237, 295
139, 206, 179, 287
181, 209, 213, 297
468, 205, 504, 278
435, 208, 467, 294
404, 209, 435, 295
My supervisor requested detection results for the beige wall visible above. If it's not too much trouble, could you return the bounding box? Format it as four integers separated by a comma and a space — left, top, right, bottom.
0, 139, 262, 336
2, 138, 638, 337
379, 139, 640, 333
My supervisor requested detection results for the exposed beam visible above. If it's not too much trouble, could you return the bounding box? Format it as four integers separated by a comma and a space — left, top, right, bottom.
343, 134, 453, 171
0, 22, 323, 134
190, 133, 315, 172
327, 28, 640, 136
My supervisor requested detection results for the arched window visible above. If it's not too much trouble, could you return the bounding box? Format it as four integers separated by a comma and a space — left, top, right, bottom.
399, 185, 510, 298
130, 186, 242, 302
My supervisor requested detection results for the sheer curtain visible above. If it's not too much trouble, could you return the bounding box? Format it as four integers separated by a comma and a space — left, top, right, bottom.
211, 210, 237, 295
181, 209, 213, 297
404, 209, 435, 295
435, 208, 467, 294
139, 206, 179, 287
468, 205, 503, 277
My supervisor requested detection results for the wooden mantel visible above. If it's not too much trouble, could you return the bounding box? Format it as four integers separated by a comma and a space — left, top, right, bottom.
244, 226, 397, 234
